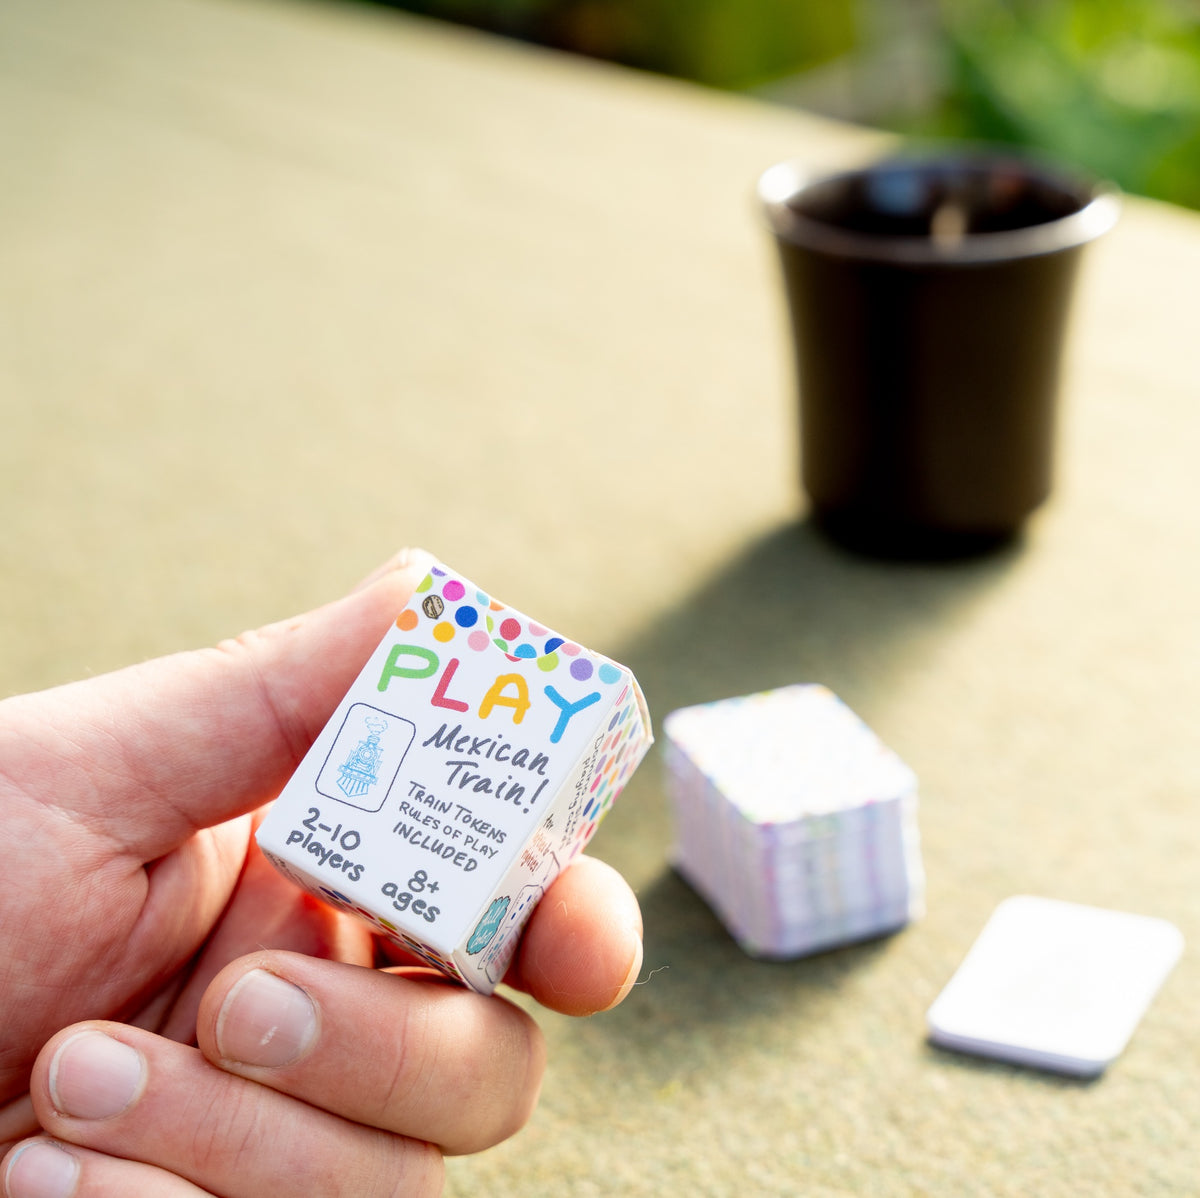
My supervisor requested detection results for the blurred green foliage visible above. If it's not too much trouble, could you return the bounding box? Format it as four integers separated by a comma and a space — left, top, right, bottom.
367, 0, 1200, 208
914, 0, 1200, 209
384, 0, 859, 88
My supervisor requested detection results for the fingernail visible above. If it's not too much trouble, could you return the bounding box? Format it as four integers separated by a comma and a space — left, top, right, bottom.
4, 1140, 79, 1198
48, 1031, 144, 1121
216, 969, 318, 1068
603, 932, 644, 1012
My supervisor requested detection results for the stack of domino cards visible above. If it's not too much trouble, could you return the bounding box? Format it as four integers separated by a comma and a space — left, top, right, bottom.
663, 684, 924, 959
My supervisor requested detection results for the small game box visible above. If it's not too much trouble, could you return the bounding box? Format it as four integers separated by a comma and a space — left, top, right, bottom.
257, 562, 652, 993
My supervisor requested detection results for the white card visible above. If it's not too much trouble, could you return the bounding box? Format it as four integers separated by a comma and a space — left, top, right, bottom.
927, 896, 1183, 1077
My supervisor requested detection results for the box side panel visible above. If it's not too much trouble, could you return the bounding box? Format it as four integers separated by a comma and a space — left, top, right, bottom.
454, 682, 652, 992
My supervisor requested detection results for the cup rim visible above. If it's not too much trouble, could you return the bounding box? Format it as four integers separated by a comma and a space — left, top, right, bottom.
758, 151, 1121, 265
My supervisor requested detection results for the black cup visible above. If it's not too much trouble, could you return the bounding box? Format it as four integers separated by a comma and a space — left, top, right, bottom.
759, 153, 1119, 556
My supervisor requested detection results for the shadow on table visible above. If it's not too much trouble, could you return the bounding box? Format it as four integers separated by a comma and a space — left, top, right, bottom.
616, 515, 1024, 729
581, 515, 1025, 1076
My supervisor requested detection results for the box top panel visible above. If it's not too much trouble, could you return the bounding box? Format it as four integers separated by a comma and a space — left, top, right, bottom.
664, 683, 914, 821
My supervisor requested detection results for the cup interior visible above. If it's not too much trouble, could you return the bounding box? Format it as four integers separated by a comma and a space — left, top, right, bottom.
760, 154, 1119, 261
803, 161, 1083, 236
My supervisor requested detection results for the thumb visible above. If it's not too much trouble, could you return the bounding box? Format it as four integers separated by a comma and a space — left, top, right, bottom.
1, 550, 434, 862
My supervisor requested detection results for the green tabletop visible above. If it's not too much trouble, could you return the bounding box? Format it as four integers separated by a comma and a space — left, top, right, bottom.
2, 1, 1198, 1193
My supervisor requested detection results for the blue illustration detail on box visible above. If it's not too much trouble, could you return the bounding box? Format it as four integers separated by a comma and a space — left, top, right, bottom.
467, 896, 510, 954
337, 714, 387, 798
316, 702, 415, 813
481, 880, 550, 985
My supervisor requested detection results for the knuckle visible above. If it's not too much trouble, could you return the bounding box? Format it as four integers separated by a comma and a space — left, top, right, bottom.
483, 1007, 545, 1145
377, 1137, 444, 1198
337, 1131, 444, 1198
189, 1082, 261, 1172
439, 1001, 546, 1153
367, 989, 545, 1154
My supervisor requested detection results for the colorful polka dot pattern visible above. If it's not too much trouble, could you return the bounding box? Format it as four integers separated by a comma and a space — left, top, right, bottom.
566, 681, 645, 855
405, 566, 626, 684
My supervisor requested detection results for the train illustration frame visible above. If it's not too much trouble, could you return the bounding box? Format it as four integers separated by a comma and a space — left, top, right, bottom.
315, 701, 416, 813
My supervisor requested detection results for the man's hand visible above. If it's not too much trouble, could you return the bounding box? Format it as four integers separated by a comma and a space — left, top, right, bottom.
0, 551, 643, 1196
